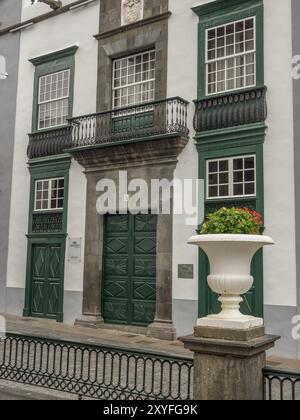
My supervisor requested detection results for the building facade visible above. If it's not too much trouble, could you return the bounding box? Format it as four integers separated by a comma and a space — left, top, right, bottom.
1, 0, 300, 357
0, 0, 22, 313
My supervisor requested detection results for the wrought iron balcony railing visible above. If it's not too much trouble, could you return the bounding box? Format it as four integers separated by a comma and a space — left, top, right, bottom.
193, 86, 267, 133
67, 97, 189, 149
27, 125, 71, 159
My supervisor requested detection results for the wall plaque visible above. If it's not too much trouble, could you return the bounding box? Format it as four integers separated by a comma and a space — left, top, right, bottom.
178, 264, 194, 279
122, 0, 144, 26
68, 238, 82, 263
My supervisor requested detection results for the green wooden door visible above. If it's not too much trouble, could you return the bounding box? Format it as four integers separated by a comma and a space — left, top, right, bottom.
30, 244, 63, 320
103, 214, 157, 326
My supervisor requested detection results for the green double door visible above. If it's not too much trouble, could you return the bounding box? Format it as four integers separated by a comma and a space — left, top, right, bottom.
30, 243, 63, 320
103, 214, 157, 326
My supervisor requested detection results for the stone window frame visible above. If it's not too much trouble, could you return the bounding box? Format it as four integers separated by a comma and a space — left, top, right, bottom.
96, 23, 168, 112
112, 49, 156, 109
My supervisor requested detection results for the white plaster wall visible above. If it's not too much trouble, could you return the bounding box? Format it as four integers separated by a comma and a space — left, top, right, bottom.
263, 0, 297, 306
169, 0, 297, 309
64, 161, 86, 292
168, 0, 201, 302
6, 1, 99, 294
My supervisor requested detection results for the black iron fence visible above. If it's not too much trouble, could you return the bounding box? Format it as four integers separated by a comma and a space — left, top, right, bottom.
68, 97, 189, 149
264, 367, 300, 401
0, 333, 193, 400
1, 333, 300, 400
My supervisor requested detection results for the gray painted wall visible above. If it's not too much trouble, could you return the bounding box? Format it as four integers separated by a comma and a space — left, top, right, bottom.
0, 0, 22, 312
292, 0, 300, 358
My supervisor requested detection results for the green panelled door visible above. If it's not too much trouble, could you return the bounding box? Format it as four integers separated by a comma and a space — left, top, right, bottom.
31, 244, 62, 319
103, 214, 157, 326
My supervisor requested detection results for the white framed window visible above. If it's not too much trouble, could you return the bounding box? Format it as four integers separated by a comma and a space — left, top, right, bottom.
207, 155, 256, 199
206, 17, 256, 95
34, 178, 65, 211
112, 50, 156, 109
38, 69, 70, 130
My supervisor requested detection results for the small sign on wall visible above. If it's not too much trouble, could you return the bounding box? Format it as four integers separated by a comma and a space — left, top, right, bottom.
68, 238, 82, 263
178, 264, 194, 279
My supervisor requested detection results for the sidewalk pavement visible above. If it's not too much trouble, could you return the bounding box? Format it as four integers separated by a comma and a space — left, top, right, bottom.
2, 313, 300, 370
2, 314, 192, 358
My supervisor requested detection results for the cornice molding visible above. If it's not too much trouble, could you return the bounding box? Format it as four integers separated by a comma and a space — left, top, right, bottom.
0, 0, 99, 37
192, 0, 260, 18
94, 11, 171, 41
195, 122, 267, 152
29, 45, 78, 66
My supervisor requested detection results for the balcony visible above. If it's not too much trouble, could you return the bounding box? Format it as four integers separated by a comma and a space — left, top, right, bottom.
193, 86, 267, 133
67, 97, 189, 151
27, 98, 189, 160
27, 126, 71, 160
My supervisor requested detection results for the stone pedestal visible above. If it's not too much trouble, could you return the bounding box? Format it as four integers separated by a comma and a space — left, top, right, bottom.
180, 326, 279, 401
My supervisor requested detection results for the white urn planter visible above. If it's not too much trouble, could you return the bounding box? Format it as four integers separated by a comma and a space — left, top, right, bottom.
188, 234, 274, 330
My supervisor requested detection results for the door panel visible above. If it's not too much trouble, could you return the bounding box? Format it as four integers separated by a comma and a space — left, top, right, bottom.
30, 243, 63, 320
103, 214, 157, 326
31, 246, 47, 316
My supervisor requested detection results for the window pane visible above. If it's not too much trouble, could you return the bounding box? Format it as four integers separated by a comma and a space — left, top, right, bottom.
233, 158, 243, 170
245, 170, 255, 182
35, 178, 64, 211
245, 183, 255, 195
113, 51, 156, 108
219, 185, 229, 197
234, 171, 243, 182
38, 98, 69, 130
234, 184, 244, 196
245, 157, 255, 168
209, 161, 218, 172
206, 17, 256, 94
38, 69, 70, 129
207, 156, 256, 199
219, 160, 228, 171
207, 159, 230, 199
209, 186, 218, 197
209, 174, 218, 185
219, 172, 229, 184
